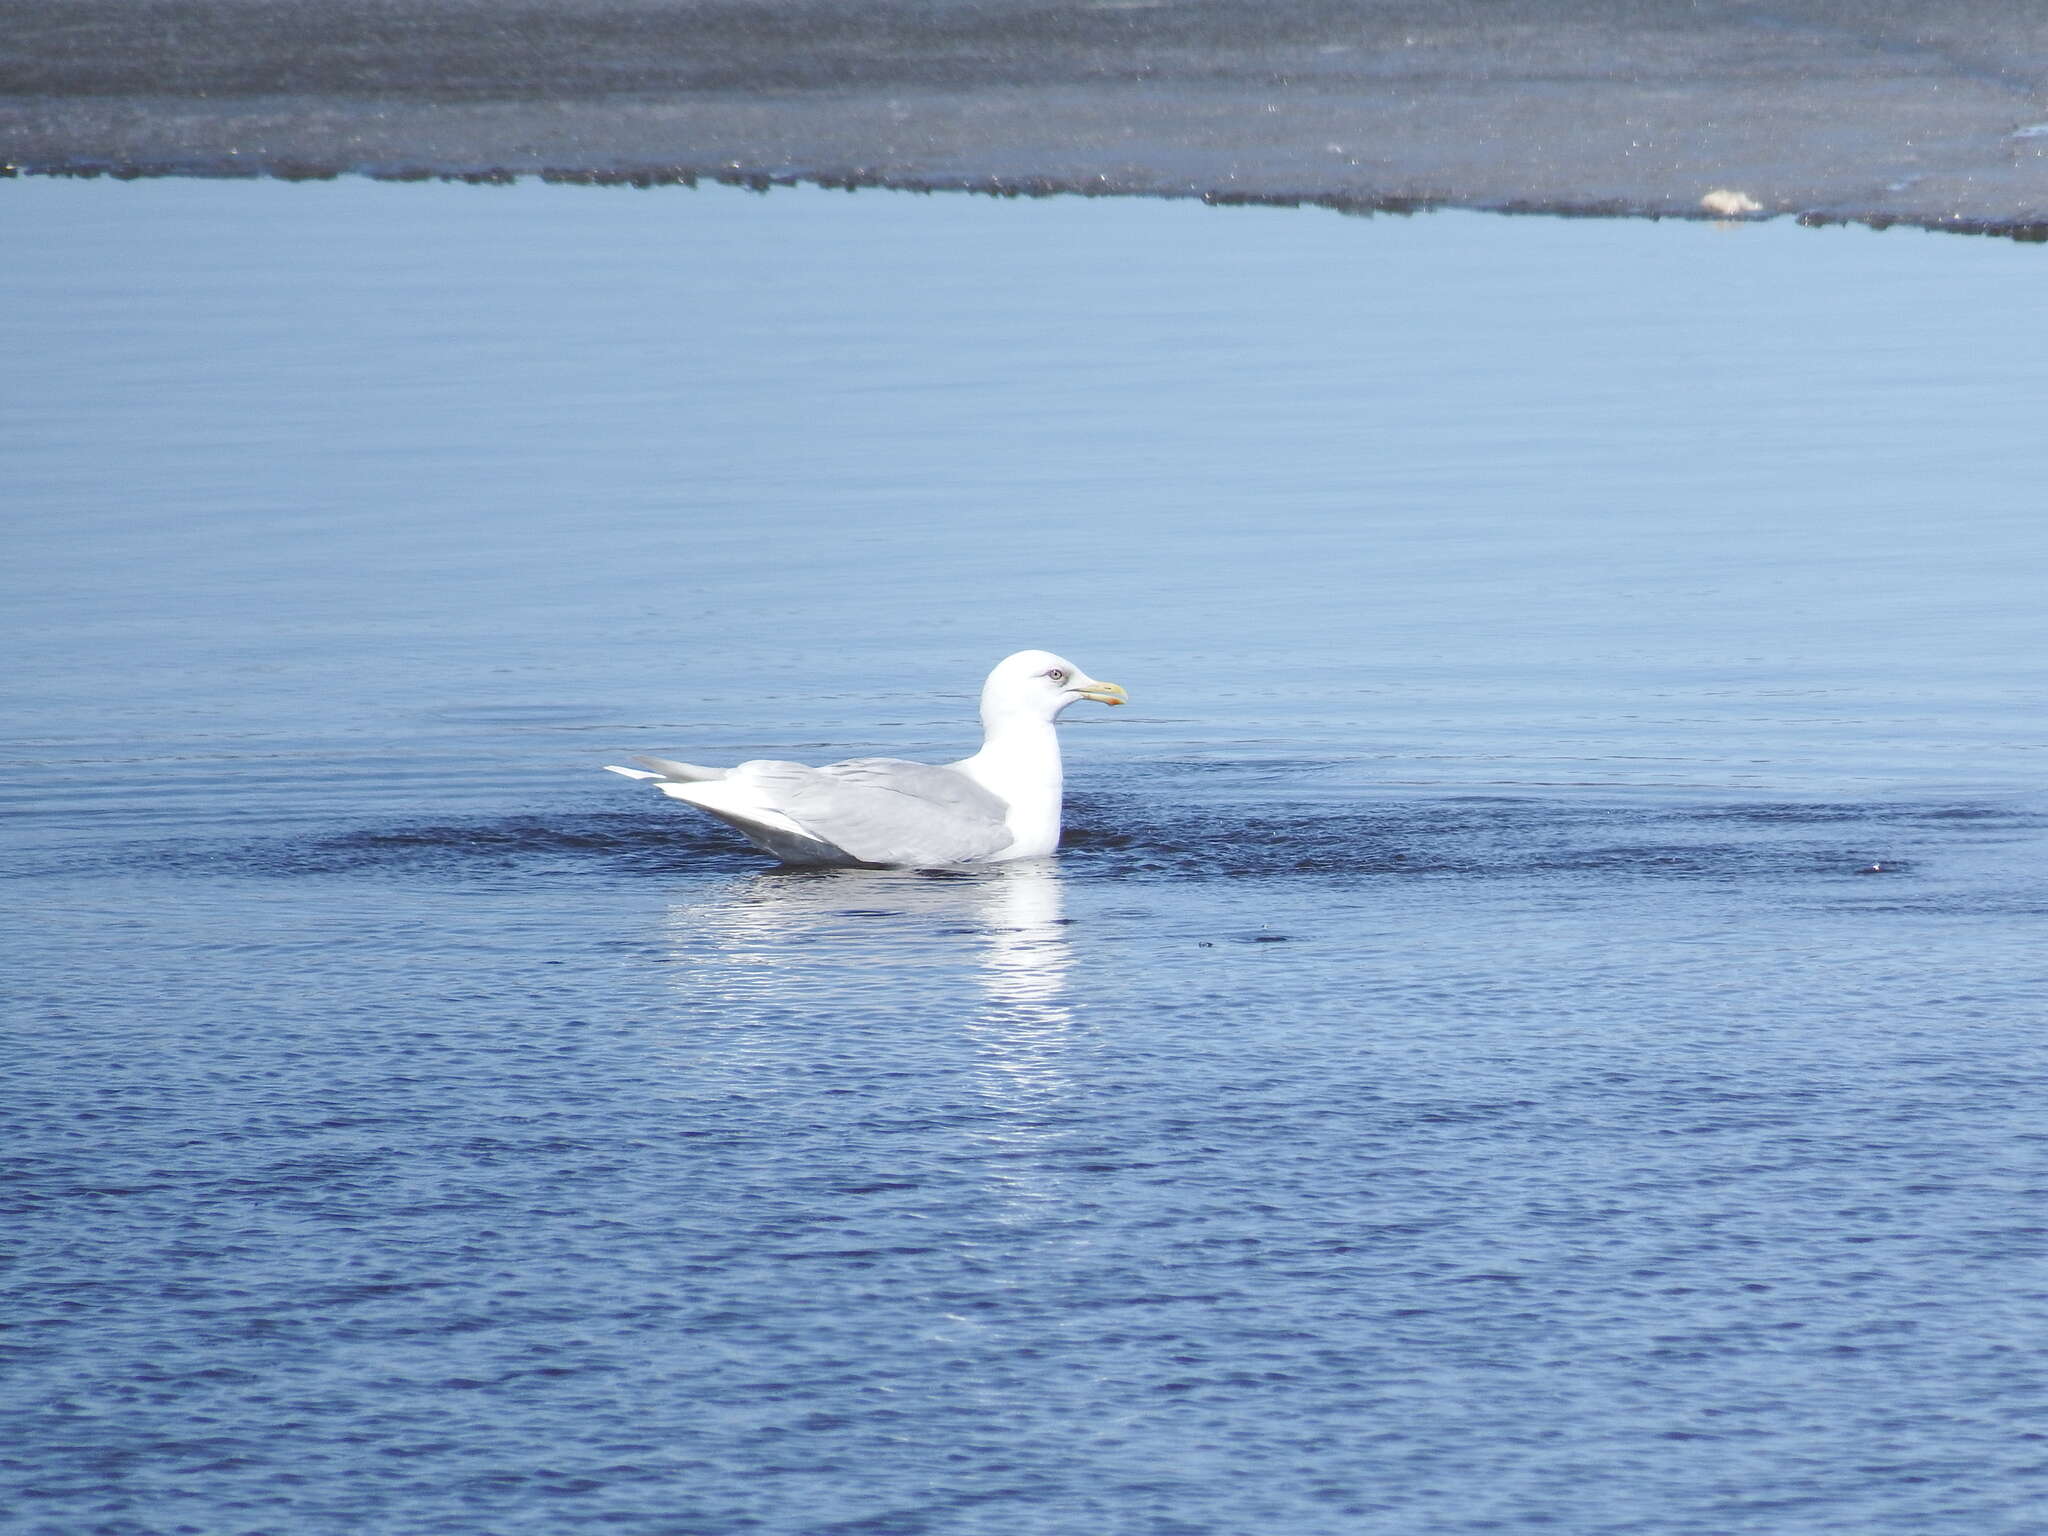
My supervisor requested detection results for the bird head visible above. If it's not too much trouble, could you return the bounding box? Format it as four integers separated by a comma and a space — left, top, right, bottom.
981, 649, 1128, 725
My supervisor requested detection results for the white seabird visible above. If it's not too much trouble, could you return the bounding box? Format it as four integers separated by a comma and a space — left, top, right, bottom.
604, 649, 1127, 866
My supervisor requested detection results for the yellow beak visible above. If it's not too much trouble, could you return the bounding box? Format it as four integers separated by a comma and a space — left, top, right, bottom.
1077, 680, 1128, 707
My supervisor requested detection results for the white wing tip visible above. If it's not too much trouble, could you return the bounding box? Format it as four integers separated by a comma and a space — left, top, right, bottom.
604, 765, 663, 780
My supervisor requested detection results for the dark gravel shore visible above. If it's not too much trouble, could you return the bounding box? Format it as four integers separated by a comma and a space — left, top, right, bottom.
6, 0, 2048, 236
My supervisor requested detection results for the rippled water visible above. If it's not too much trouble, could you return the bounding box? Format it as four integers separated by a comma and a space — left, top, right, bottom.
7, 180, 2048, 1535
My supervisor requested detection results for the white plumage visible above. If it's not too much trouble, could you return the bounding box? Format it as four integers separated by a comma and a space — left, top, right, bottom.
605, 650, 1126, 866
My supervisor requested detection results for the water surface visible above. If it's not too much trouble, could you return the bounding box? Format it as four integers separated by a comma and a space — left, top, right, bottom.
5, 180, 2047, 1536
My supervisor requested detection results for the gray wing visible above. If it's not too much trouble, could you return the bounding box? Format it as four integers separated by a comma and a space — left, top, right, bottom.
631, 754, 726, 782
743, 757, 1014, 865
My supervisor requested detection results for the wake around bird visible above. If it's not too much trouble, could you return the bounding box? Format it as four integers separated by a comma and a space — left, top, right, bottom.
604, 650, 1127, 867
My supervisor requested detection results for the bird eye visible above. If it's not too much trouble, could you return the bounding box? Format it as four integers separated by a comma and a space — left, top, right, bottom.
1046, 669, 1068, 683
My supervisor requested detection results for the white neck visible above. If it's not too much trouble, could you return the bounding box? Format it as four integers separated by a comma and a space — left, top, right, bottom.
956, 711, 1064, 860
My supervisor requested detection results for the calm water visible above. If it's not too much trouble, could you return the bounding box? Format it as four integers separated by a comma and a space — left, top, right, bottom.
6, 180, 2048, 1536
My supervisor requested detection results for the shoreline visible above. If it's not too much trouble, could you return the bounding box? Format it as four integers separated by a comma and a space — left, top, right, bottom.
14, 161, 2043, 246
6, 1, 2048, 241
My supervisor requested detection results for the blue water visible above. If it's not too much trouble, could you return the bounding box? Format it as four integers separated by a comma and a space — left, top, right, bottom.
5, 180, 2048, 1536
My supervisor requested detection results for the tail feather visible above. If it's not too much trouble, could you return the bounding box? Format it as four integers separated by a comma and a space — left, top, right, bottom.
633, 754, 727, 782
605, 756, 851, 865
602, 756, 728, 782
655, 777, 825, 851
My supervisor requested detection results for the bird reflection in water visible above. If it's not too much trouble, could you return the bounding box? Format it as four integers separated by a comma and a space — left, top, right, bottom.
961, 858, 1074, 1101
656, 862, 1081, 1230
656, 859, 1075, 1072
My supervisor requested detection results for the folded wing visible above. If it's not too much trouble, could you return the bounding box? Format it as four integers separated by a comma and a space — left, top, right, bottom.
745, 757, 1015, 865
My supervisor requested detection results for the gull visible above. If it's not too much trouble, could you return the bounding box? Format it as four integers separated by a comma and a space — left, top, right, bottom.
605, 650, 1127, 866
